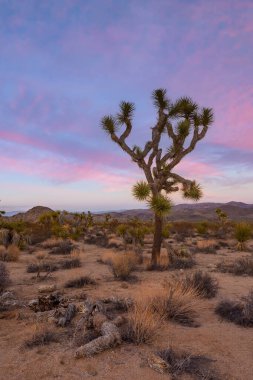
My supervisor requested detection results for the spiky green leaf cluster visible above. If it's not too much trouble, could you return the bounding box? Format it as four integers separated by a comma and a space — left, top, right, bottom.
132, 181, 150, 201
183, 181, 203, 201
117, 101, 135, 124
101, 115, 117, 135
170, 97, 198, 118
148, 194, 172, 216
177, 119, 190, 138
152, 88, 169, 110
200, 107, 214, 126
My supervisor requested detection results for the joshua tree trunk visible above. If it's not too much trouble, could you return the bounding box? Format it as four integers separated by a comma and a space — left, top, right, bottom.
151, 214, 163, 266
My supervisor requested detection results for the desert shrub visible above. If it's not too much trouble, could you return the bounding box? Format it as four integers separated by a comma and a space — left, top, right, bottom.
0, 263, 10, 290
49, 239, 73, 255
64, 276, 96, 288
183, 271, 219, 298
145, 255, 170, 271
123, 297, 162, 344
27, 262, 58, 273
40, 238, 63, 249
111, 252, 138, 280
24, 328, 58, 348
217, 257, 253, 276
234, 222, 252, 250
215, 290, 253, 327
161, 279, 200, 326
168, 256, 196, 270
98, 251, 116, 265
170, 221, 194, 237
134, 281, 200, 327
196, 221, 209, 235
0, 244, 20, 262
196, 239, 217, 254
61, 258, 81, 269
155, 348, 220, 379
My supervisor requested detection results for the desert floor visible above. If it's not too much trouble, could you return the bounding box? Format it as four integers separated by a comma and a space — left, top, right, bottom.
0, 239, 252, 380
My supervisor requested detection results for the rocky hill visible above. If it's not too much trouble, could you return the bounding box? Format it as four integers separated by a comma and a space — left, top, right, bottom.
7, 206, 53, 223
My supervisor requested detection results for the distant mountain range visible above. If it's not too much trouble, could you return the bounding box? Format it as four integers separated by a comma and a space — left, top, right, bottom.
97, 201, 253, 221
2, 202, 253, 222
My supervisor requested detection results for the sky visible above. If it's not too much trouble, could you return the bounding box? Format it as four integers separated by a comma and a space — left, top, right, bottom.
0, 0, 253, 212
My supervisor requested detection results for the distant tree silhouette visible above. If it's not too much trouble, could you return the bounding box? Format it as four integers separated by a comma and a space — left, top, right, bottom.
101, 89, 213, 265
0, 201, 5, 217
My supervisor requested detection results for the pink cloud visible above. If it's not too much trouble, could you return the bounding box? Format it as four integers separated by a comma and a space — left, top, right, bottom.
176, 159, 221, 179
0, 153, 138, 190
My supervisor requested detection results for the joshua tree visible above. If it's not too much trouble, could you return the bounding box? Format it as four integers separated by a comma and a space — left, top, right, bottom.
101, 89, 213, 265
215, 208, 228, 225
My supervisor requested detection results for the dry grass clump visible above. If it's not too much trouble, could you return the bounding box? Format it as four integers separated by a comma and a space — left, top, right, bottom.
217, 257, 253, 276
111, 252, 138, 280
154, 348, 220, 379
215, 290, 253, 327
65, 275, 96, 288
168, 256, 196, 270
49, 240, 74, 255
0, 244, 20, 262
196, 239, 217, 254
123, 291, 163, 344
98, 251, 116, 265
40, 238, 63, 249
0, 263, 10, 290
23, 325, 59, 349
161, 279, 201, 326
183, 271, 219, 299
27, 262, 58, 273
61, 258, 81, 269
125, 279, 201, 332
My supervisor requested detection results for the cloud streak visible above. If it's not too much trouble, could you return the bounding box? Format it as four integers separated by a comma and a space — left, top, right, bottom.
0, 0, 252, 208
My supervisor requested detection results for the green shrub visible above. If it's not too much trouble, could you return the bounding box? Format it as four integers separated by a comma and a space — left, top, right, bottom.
234, 223, 252, 250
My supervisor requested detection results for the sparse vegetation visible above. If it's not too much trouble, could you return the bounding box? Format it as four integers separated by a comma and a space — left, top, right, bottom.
26, 262, 58, 273
0, 262, 10, 290
183, 271, 219, 298
65, 276, 96, 288
0, 244, 20, 262
215, 290, 253, 327
161, 279, 200, 326
153, 347, 220, 379
196, 239, 217, 254
49, 239, 74, 255
234, 222, 252, 251
217, 257, 253, 276
24, 327, 59, 348
111, 252, 138, 280
124, 295, 163, 344
61, 258, 81, 269
169, 256, 196, 270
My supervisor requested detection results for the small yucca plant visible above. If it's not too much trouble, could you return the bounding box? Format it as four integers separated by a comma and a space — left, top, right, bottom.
234, 222, 252, 251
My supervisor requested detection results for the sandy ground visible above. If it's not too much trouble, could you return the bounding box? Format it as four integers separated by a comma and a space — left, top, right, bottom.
0, 240, 253, 380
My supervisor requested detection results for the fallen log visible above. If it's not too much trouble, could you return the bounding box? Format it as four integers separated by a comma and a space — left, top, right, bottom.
57, 303, 76, 327
75, 321, 121, 358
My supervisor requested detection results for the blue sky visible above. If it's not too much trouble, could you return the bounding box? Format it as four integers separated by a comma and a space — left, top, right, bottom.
0, 0, 253, 211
